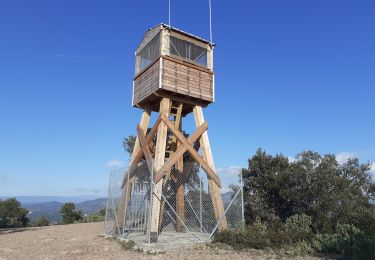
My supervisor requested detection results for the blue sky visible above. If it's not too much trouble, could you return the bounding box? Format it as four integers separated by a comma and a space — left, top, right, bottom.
0, 0, 374, 196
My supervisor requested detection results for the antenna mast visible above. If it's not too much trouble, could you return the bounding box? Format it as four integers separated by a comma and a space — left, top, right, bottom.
168, 0, 171, 27
209, 0, 213, 44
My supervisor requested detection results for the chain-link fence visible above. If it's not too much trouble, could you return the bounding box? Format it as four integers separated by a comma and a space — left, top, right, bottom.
104, 161, 244, 244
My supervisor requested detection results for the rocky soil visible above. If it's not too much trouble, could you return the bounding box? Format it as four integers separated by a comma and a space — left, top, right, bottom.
0, 222, 329, 260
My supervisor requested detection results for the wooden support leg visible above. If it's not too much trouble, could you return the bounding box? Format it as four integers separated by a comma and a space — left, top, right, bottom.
175, 119, 185, 232
193, 106, 228, 231
118, 108, 151, 227
158, 167, 171, 233
150, 98, 171, 242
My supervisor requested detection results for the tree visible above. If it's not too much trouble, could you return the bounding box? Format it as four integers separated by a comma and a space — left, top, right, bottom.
98, 208, 106, 217
32, 216, 50, 227
60, 203, 83, 224
243, 149, 375, 235
123, 135, 136, 155
0, 198, 29, 228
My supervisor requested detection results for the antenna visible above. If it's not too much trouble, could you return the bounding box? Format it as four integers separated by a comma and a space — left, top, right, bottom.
168, 0, 171, 27
209, 0, 213, 44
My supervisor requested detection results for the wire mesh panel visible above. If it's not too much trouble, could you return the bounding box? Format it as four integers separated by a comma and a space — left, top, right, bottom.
216, 167, 245, 232
122, 163, 152, 235
104, 162, 244, 243
104, 168, 124, 236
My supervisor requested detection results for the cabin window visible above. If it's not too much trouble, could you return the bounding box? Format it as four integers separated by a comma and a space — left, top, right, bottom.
135, 33, 160, 74
169, 36, 207, 67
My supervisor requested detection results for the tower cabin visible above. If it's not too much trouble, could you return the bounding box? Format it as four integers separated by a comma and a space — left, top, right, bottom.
132, 24, 214, 115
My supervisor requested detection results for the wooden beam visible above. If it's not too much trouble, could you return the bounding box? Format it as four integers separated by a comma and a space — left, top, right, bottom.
175, 116, 184, 232
118, 107, 151, 227
193, 106, 227, 230
155, 92, 207, 108
121, 116, 162, 188
136, 125, 154, 173
150, 98, 171, 242
153, 120, 217, 185
173, 141, 200, 184
158, 115, 221, 187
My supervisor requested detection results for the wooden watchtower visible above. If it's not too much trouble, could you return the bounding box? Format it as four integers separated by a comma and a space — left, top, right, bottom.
119, 24, 227, 242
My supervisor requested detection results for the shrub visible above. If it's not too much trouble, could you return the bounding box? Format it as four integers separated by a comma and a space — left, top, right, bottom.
0, 198, 29, 228
288, 240, 314, 256
82, 213, 105, 223
312, 224, 375, 259
214, 215, 313, 252
60, 203, 83, 224
284, 214, 312, 242
31, 217, 50, 227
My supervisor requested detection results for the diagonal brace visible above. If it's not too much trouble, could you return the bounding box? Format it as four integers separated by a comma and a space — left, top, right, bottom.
136, 125, 154, 174
155, 114, 221, 188
121, 116, 162, 188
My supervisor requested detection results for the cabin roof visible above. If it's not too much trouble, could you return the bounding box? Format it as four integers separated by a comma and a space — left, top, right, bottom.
142, 23, 215, 46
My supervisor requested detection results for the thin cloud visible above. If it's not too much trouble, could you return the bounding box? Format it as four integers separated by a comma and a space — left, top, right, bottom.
106, 159, 124, 169
75, 187, 103, 194
336, 151, 357, 165
52, 54, 82, 58
52, 54, 108, 61
216, 166, 242, 177
0, 175, 7, 184
216, 166, 243, 193
369, 164, 375, 180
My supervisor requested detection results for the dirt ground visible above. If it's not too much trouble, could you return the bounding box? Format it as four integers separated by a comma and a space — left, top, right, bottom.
0, 222, 327, 260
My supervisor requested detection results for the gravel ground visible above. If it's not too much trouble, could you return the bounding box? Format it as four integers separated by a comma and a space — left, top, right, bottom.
0, 222, 328, 260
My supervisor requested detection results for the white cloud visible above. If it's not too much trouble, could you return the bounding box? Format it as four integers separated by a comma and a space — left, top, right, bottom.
288, 156, 296, 163
75, 187, 103, 194
0, 175, 6, 184
216, 166, 242, 177
369, 164, 375, 180
106, 159, 124, 169
336, 151, 357, 165
216, 166, 243, 193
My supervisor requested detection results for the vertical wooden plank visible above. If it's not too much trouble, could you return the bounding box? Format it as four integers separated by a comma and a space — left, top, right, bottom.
150, 98, 171, 242
193, 106, 228, 230
118, 108, 151, 227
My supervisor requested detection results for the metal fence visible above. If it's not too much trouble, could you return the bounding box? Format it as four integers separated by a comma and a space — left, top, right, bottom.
104, 161, 244, 243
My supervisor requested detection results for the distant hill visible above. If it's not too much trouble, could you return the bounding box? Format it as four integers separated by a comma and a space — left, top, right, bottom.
0, 195, 101, 205
76, 198, 107, 214
23, 198, 107, 222
26, 201, 64, 222
3, 193, 235, 223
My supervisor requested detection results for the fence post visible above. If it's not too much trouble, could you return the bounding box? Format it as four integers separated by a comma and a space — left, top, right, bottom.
122, 169, 130, 235
104, 170, 112, 235
240, 170, 245, 230
147, 161, 154, 244
200, 177, 203, 234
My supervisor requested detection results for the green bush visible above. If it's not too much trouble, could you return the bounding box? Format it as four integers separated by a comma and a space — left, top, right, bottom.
214, 216, 375, 258
287, 240, 314, 256
214, 214, 313, 252
312, 224, 375, 259
60, 203, 83, 224
0, 198, 29, 228
82, 213, 105, 223
31, 217, 50, 227
285, 213, 312, 241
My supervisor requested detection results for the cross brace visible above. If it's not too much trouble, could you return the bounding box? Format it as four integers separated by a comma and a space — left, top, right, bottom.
129, 113, 221, 189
